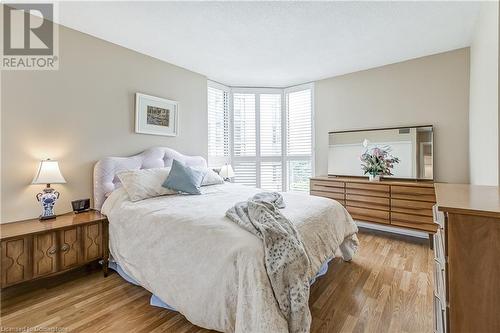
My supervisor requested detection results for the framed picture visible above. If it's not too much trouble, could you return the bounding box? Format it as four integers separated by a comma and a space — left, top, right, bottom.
135, 93, 178, 136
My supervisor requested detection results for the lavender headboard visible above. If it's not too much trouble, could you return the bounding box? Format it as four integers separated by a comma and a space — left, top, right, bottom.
93, 147, 207, 210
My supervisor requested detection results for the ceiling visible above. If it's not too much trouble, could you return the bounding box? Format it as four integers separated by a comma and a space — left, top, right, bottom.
57, 1, 480, 87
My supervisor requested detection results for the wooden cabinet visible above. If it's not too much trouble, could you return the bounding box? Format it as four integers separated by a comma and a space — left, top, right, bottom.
434, 184, 500, 333
310, 176, 437, 235
0, 211, 108, 288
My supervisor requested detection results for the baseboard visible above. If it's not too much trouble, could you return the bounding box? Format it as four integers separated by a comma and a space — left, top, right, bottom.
355, 221, 429, 239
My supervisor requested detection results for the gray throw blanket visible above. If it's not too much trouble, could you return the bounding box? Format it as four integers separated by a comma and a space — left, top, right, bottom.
226, 192, 312, 333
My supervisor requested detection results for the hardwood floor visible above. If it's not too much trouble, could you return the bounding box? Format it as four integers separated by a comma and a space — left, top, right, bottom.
0, 230, 433, 332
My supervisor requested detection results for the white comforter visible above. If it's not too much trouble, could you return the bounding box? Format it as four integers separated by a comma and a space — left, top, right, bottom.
102, 183, 358, 333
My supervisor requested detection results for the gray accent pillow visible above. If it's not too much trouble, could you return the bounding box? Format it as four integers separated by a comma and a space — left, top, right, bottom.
163, 160, 207, 195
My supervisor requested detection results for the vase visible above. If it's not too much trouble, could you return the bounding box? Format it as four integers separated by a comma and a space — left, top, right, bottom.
368, 174, 381, 182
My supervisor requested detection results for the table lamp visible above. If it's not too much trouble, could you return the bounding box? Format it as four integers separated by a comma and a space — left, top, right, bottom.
32, 159, 66, 220
219, 164, 235, 181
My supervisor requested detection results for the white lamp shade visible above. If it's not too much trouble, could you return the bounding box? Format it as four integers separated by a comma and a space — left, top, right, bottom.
32, 159, 66, 184
219, 164, 235, 178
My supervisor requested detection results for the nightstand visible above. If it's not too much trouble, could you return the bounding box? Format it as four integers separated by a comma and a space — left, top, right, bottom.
0, 210, 109, 288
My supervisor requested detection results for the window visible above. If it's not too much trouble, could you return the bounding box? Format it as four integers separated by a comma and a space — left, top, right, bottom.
285, 87, 313, 191
233, 93, 256, 157
207, 82, 230, 167
207, 82, 313, 192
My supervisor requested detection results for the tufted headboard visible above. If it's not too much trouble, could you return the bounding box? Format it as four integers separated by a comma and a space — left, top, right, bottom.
93, 147, 207, 210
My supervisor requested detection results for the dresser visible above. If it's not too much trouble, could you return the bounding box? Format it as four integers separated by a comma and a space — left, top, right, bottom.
0, 210, 109, 288
433, 184, 500, 333
310, 176, 437, 236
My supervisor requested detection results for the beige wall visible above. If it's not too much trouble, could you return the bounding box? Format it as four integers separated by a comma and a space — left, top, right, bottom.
314, 48, 470, 183
1, 25, 208, 222
469, 1, 499, 186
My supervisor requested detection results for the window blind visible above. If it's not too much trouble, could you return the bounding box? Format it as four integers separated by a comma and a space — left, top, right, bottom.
208, 86, 229, 162
233, 161, 257, 187
261, 161, 282, 191
287, 89, 312, 156
233, 93, 256, 157
285, 88, 313, 192
260, 94, 282, 157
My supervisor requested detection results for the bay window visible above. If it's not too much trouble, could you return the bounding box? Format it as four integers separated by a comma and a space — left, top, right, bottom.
208, 82, 313, 192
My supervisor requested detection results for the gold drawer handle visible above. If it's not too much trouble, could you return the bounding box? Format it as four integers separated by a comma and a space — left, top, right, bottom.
60, 244, 69, 252
48, 247, 57, 255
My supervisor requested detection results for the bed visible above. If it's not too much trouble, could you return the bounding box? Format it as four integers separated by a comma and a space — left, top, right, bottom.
94, 147, 358, 333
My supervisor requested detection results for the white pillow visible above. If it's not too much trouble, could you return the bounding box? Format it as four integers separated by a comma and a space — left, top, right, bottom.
201, 169, 224, 186
117, 167, 176, 202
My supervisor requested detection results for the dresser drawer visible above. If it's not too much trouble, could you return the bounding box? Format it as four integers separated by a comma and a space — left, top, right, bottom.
310, 184, 344, 194
392, 185, 436, 202
310, 180, 344, 189
346, 206, 390, 224
391, 212, 437, 232
346, 194, 390, 210
391, 199, 434, 216
310, 190, 344, 201
346, 182, 390, 193
392, 212, 434, 224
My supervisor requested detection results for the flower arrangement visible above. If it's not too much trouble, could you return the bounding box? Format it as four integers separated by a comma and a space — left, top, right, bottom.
360, 146, 400, 181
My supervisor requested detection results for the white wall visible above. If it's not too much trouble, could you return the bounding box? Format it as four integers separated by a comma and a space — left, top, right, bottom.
469, 1, 499, 186
314, 49, 470, 183
1, 24, 208, 222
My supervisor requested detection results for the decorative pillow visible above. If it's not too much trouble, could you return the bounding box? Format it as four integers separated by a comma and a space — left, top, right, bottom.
117, 167, 176, 202
201, 169, 224, 186
163, 160, 207, 195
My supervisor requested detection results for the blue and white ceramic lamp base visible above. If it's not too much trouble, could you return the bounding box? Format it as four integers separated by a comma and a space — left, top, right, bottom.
36, 185, 60, 220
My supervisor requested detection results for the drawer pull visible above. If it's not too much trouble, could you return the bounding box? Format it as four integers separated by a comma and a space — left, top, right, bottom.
60, 244, 70, 252
48, 247, 57, 255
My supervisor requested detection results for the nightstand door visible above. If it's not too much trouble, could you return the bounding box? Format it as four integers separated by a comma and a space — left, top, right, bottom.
32, 231, 58, 278
1, 236, 31, 288
83, 222, 102, 262
58, 227, 82, 270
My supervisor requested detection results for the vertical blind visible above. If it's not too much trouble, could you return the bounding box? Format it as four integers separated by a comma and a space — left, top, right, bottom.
208, 86, 229, 165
